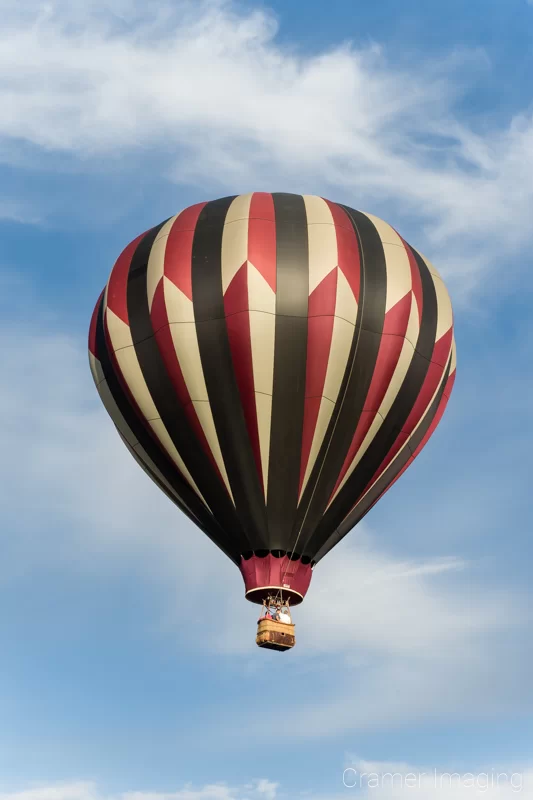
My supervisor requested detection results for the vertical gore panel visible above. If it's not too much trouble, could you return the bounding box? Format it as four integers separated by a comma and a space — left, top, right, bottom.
314, 359, 451, 563
297, 206, 388, 555
314, 240, 439, 545
94, 294, 237, 559
191, 197, 269, 551
126, 221, 249, 552
267, 193, 309, 551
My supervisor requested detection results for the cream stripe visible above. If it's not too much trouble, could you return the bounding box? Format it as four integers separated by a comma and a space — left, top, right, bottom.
322, 315, 355, 404
329, 337, 416, 503
303, 194, 334, 225
164, 284, 233, 499
405, 290, 420, 348
168, 324, 208, 402
248, 264, 276, 496
383, 242, 412, 312
303, 268, 358, 493
249, 309, 276, 395
363, 213, 412, 313
225, 192, 253, 225
97, 358, 211, 512
164, 276, 195, 323
89, 352, 105, 386
432, 273, 454, 343
449, 338, 457, 374
106, 307, 132, 351
147, 216, 178, 312
302, 314, 355, 499
329, 295, 420, 502
222, 194, 252, 294
192, 402, 234, 502
356, 351, 453, 507
300, 396, 335, 497
255, 393, 273, 498
102, 376, 211, 513
418, 251, 444, 280
299, 269, 358, 497
376, 323, 418, 422
335, 267, 358, 325
363, 212, 402, 247
95, 378, 138, 448
148, 418, 206, 502
303, 195, 337, 295
248, 261, 276, 315
105, 309, 205, 502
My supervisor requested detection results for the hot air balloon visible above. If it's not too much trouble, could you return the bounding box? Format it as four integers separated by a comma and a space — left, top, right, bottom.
88, 193, 456, 652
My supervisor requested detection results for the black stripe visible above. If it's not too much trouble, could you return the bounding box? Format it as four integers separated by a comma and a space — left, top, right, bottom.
308, 241, 439, 555
191, 197, 269, 551
94, 294, 239, 562
313, 357, 451, 563
294, 206, 387, 553
266, 193, 309, 551
125, 221, 250, 554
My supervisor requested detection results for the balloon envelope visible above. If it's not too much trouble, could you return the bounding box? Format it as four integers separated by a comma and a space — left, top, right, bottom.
89, 193, 456, 604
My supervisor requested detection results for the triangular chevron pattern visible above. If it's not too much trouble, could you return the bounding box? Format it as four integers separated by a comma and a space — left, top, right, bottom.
89, 193, 456, 566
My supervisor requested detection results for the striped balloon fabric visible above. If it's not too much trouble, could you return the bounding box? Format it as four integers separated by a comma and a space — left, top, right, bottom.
89, 193, 455, 605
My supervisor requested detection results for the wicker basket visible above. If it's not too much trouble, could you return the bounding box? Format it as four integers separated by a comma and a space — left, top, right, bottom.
256, 618, 296, 651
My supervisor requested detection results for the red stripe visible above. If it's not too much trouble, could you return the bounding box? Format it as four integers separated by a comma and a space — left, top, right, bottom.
330, 292, 411, 497
308, 266, 337, 318
401, 327, 453, 437
150, 279, 227, 488
325, 200, 361, 303
343, 368, 456, 522
411, 372, 454, 459
223, 261, 248, 316
149, 202, 226, 480
360, 349, 454, 502
299, 269, 338, 492
364, 292, 412, 410
224, 265, 263, 489
88, 290, 104, 357
248, 193, 276, 292
365, 370, 456, 510
164, 203, 207, 300
239, 554, 313, 600
102, 306, 153, 445
443, 369, 456, 400
106, 233, 146, 324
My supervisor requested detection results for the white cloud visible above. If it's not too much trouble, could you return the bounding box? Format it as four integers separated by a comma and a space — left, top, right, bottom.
227, 544, 530, 739
0, 318, 235, 604
0, 781, 276, 800
1, 0, 533, 294
1, 317, 531, 742
2, 768, 532, 800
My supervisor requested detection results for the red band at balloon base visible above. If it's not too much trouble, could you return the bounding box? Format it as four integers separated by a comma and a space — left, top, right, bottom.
239, 553, 313, 605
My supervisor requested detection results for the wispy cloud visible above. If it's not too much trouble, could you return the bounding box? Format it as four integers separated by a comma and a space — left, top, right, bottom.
1, 0, 533, 294
2, 767, 532, 800
0, 781, 277, 800
1, 309, 531, 743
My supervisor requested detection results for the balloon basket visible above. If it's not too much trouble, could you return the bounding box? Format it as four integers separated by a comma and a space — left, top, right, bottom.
256, 618, 295, 652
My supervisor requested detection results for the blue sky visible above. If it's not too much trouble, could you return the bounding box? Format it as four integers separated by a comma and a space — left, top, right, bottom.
1, 0, 533, 797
